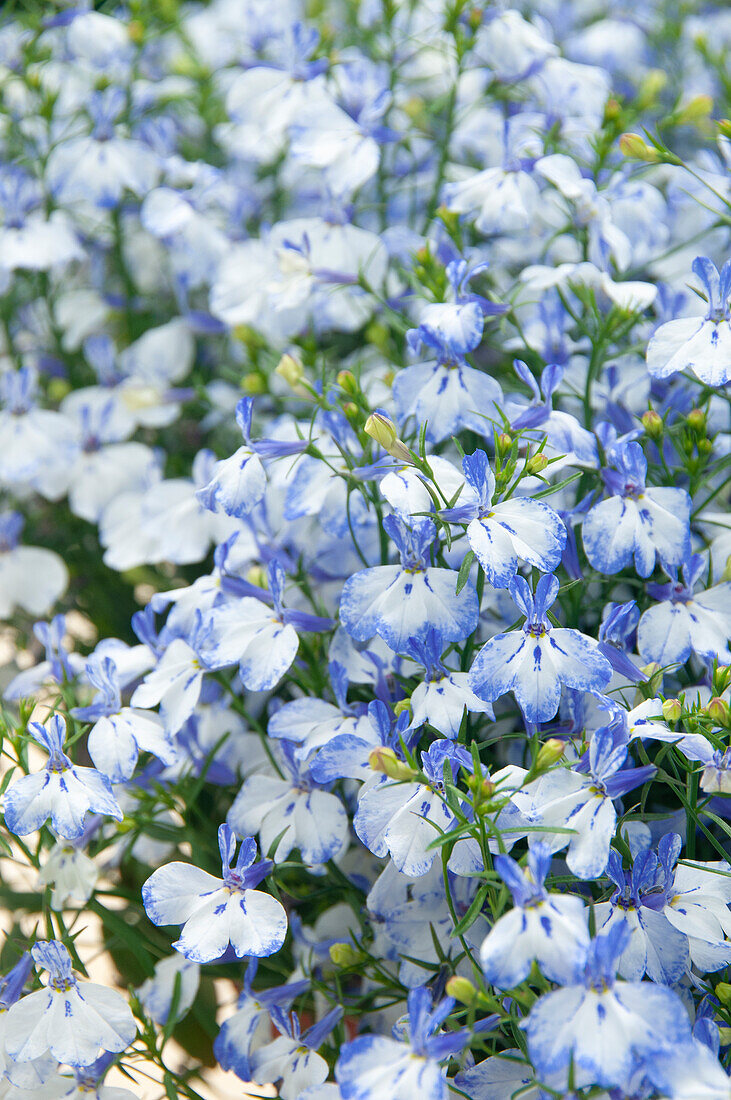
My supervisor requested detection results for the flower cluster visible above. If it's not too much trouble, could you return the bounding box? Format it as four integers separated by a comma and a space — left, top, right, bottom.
0, 0, 730, 1098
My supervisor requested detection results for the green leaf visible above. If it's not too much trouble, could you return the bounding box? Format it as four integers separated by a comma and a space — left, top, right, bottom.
452, 882, 488, 937
456, 550, 475, 594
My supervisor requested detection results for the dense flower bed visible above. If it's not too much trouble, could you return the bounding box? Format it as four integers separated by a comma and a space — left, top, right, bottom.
0, 0, 730, 1097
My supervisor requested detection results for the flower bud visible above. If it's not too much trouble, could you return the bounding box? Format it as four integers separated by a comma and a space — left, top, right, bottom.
675, 94, 713, 124
526, 452, 549, 475
467, 774, 495, 808
715, 981, 731, 1006
619, 133, 659, 162
393, 698, 411, 718
368, 746, 416, 781
446, 976, 477, 1005
713, 666, 731, 694
496, 432, 512, 455
329, 942, 362, 968
364, 413, 413, 463
337, 370, 358, 395
637, 69, 668, 107
242, 372, 266, 395
246, 565, 267, 589
275, 353, 305, 388
662, 698, 682, 724
687, 408, 706, 433
604, 97, 621, 122
534, 738, 566, 773
128, 20, 145, 43
706, 697, 729, 726
641, 410, 663, 439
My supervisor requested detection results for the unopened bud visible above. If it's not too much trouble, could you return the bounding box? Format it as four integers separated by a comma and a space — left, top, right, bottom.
675, 94, 713, 124
128, 19, 145, 43
437, 205, 460, 236
715, 981, 731, 1007
275, 352, 305, 388
446, 976, 477, 1005
687, 408, 706, 432
246, 565, 267, 589
638, 69, 668, 107
467, 774, 495, 807
714, 666, 731, 693
393, 698, 411, 718
496, 432, 512, 455
707, 697, 729, 726
368, 746, 416, 781
662, 698, 682, 724
526, 452, 549, 475
535, 738, 565, 773
698, 438, 713, 455
329, 942, 362, 968
619, 133, 659, 162
364, 413, 413, 463
342, 402, 360, 422
337, 370, 358, 395
604, 97, 621, 122
641, 410, 663, 439
241, 372, 266, 395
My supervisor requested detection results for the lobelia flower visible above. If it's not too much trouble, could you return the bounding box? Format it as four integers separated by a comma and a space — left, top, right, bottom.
226, 741, 349, 866
442, 116, 544, 235
214, 959, 308, 1082
4, 941, 136, 1068
73, 655, 177, 782
37, 835, 98, 910
454, 1048, 571, 1100
0, 954, 33, 1081
46, 88, 159, 208
4, 715, 122, 841
0, 511, 68, 618
57, 1052, 136, 1099
508, 360, 598, 467
637, 555, 731, 668
367, 861, 490, 988
195, 397, 266, 518
393, 263, 505, 444
268, 662, 376, 773
441, 449, 566, 589
137, 955, 200, 1027
0, 367, 80, 502
596, 599, 646, 683
581, 441, 691, 577
522, 923, 692, 1091
354, 740, 472, 877
646, 257, 731, 387
199, 559, 333, 691
469, 574, 613, 724
594, 837, 691, 985
339, 515, 479, 655
479, 843, 590, 988
142, 824, 288, 963
336, 986, 497, 1100
511, 724, 656, 879
248, 1006, 343, 1100
405, 628, 494, 739
130, 627, 209, 735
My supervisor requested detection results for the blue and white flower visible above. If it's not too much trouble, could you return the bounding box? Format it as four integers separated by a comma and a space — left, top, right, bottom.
142, 824, 288, 963
4, 716, 122, 841
469, 574, 612, 723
